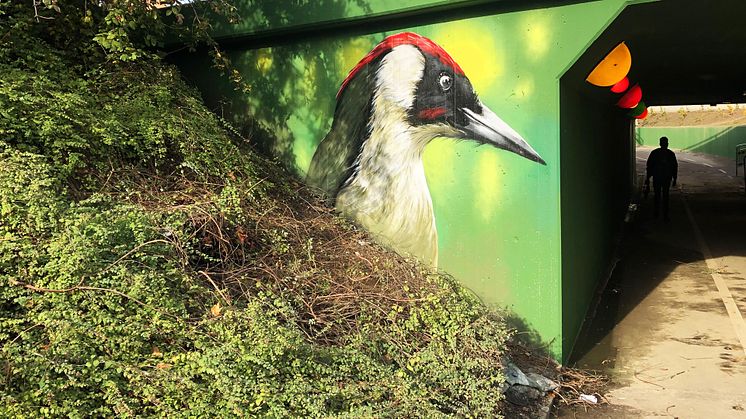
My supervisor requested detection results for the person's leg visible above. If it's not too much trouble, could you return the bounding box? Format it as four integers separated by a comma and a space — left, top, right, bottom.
662, 179, 671, 220
653, 178, 662, 217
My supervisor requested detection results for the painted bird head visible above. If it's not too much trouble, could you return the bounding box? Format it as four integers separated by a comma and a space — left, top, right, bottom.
307, 32, 546, 266
334, 32, 546, 165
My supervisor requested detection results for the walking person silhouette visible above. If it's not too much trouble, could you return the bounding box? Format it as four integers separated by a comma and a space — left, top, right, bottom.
645, 136, 678, 221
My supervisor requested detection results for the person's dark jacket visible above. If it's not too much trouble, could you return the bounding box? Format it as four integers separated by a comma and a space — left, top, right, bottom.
646, 148, 678, 181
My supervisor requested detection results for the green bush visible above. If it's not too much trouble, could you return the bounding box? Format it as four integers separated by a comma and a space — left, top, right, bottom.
0, 4, 510, 417
0, 163, 509, 416
0, 44, 247, 182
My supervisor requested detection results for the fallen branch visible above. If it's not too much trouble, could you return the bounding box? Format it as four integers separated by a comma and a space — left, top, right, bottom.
198, 270, 232, 306
633, 370, 666, 389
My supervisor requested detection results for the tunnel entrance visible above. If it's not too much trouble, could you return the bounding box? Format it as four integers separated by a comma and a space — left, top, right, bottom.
558, 1, 746, 416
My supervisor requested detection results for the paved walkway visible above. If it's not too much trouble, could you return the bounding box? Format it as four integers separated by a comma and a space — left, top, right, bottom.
558, 147, 746, 418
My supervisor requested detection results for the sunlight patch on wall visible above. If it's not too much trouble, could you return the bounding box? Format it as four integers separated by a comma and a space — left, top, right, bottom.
287, 57, 326, 173
472, 148, 505, 222
423, 138, 458, 196
513, 76, 535, 101
433, 21, 504, 91
287, 113, 316, 173
256, 48, 274, 74
288, 56, 317, 100
337, 37, 376, 80
521, 14, 552, 63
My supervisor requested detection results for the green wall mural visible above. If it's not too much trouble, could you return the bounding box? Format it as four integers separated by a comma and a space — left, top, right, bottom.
307, 32, 545, 267
176, 0, 636, 360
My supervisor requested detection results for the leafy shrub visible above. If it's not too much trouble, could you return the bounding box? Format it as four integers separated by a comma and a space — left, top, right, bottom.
0, 155, 509, 416
0, 37, 248, 182
0, 4, 510, 417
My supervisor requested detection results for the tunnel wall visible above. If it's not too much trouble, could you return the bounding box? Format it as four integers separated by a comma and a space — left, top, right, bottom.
559, 84, 632, 360
210, 0, 478, 39
637, 126, 746, 159
174, 0, 632, 361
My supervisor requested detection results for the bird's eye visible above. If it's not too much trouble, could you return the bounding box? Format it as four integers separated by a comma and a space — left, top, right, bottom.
439, 73, 452, 91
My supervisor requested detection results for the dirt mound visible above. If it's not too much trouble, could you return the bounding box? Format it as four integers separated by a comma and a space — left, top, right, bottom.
639, 106, 746, 127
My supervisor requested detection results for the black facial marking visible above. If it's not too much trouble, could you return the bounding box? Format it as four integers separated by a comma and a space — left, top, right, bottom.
409, 53, 481, 127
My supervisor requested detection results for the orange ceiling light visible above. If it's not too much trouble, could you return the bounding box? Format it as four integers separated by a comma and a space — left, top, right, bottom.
586, 42, 632, 87
617, 84, 642, 108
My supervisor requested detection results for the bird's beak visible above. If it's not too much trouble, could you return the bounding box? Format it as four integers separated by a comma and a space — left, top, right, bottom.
460, 103, 546, 165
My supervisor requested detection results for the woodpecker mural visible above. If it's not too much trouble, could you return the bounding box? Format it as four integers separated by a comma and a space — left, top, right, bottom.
307, 32, 546, 267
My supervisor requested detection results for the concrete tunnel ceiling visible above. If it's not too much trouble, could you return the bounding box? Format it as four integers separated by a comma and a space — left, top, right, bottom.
569, 0, 746, 106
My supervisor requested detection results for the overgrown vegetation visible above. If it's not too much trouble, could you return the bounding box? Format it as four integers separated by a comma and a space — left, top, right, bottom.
1, 1, 511, 416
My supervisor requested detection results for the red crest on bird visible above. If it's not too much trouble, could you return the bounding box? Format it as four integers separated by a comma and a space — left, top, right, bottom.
337, 32, 465, 99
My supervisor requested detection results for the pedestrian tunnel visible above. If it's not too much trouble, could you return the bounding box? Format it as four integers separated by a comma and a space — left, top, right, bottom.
560, 0, 746, 362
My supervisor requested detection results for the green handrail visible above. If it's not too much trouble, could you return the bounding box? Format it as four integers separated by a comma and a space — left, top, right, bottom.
736, 143, 746, 176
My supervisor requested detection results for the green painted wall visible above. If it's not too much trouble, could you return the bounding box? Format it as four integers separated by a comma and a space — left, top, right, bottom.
211, 0, 476, 39
175, 0, 633, 360
637, 126, 746, 158
559, 83, 632, 360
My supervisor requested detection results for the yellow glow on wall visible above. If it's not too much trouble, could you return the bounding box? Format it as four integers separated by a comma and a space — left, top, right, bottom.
433, 22, 504, 90
288, 112, 315, 173
256, 49, 273, 73
513, 76, 535, 100
522, 15, 551, 62
337, 38, 375, 79
473, 148, 504, 222
289, 57, 325, 173
423, 138, 458, 194
300, 58, 318, 98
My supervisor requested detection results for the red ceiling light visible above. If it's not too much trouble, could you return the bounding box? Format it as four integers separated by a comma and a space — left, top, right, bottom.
617, 84, 642, 108
628, 101, 646, 118
610, 77, 630, 93
634, 107, 649, 119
